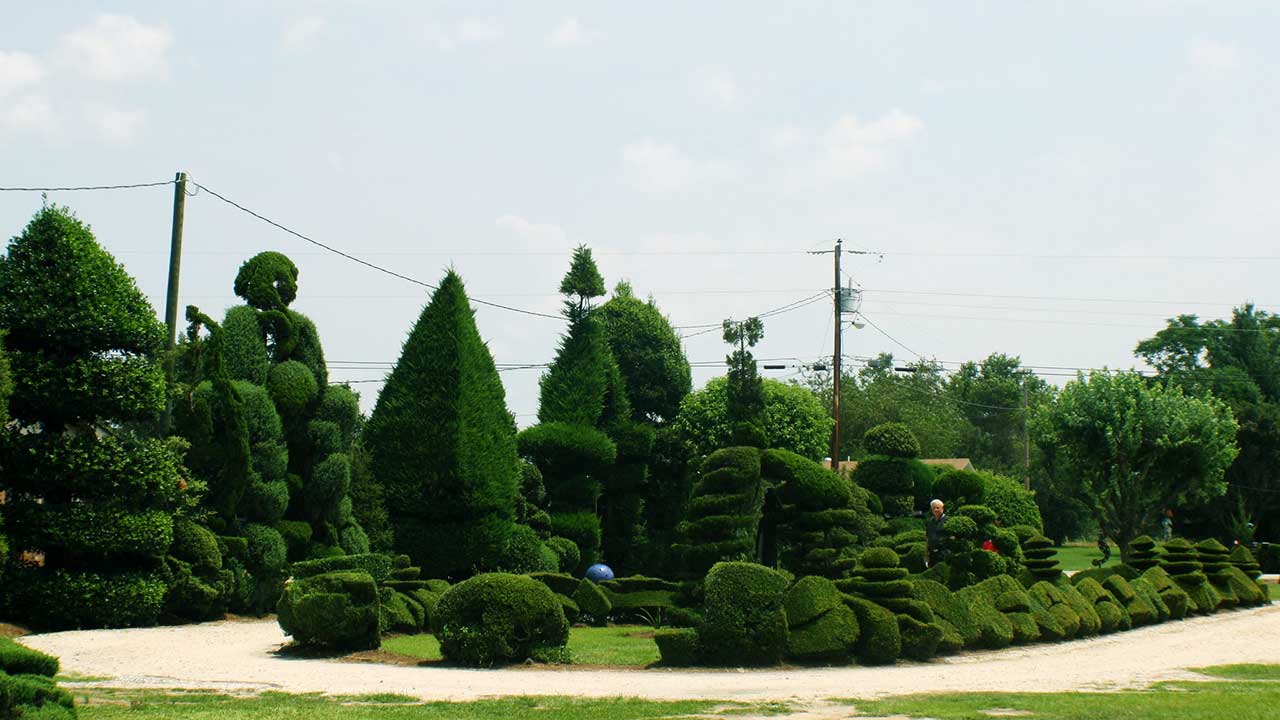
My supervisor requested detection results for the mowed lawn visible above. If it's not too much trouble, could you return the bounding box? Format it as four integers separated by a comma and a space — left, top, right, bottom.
381, 626, 661, 667
1052, 542, 1118, 571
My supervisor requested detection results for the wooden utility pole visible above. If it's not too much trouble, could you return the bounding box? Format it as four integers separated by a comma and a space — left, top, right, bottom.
160, 171, 187, 431
831, 239, 842, 471
1023, 380, 1031, 490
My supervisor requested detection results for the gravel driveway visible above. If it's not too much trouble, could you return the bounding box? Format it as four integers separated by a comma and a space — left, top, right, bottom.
18, 603, 1280, 702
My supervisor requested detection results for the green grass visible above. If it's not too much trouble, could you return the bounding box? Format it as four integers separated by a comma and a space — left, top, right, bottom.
1053, 543, 1117, 572
72, 689, 751, 719
844, 666, 1280, 719
381, 626, 661, 667
1193, 664, 1280, 680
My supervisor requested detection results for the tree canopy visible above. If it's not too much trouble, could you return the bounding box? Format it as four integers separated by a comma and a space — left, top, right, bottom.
1030, 370, 1238, 561
675, 377, 833, 460
597, 282, 692, 425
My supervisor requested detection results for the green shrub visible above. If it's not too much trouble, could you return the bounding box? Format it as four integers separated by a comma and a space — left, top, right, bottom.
844, 596, 900, 665
528, 572, 580, 597
977, 472, 1042, 530
676, 447, 763, 576
654, 628, 700, 666
1129, 535, 1161, 571
290, 552, 393, 582
932, 469, 984, 505
897, 614, 945, 660
221, 305, 269, 384
863, 423, 921, 458
233, 251, 298, 310
1050, 576, 1102, 635
0, 638, 59, 677
275, 520, 313, 561
956, 505, 997, 527
1021, 534, 1060, 580
378, 587, 419, 634
953, 585, 1014, 649
1130, 577, 1170, 622
548, 512, 601, 572
1139, 566, 1190, 620
1028, 581, 1081, 639
433, 573, 569, 667
934, 618, 965, 654
784, 576, 844, 627
546, 536, 581, 574
1074, 578, 1130, 633
276, 570, 380, 650
600, 575, 682, 593
497, 524, 558, 575
699, 562, 789, 666
1223, 565, 1265, 606
787, 604, 859, 663
573, 579, 613, 624
5, 567, 167, 630
911, 579, 982, 647
0, 671, 77, 719
266, 360, 318, 416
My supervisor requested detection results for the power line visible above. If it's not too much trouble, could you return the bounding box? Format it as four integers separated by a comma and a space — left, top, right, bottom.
0, 180, 176, 192
864, 287, 1279, 309
190, 181, 563, 321
857, 312, 924, 359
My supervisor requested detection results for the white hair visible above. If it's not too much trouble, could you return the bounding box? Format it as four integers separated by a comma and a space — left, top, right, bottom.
930, 499, 944, 508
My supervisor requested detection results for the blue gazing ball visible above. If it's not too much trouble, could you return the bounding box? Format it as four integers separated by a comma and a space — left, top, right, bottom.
585, 563, 614, 582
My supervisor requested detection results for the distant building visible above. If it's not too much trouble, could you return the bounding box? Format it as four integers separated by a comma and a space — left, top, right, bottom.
837, 458, 975, 476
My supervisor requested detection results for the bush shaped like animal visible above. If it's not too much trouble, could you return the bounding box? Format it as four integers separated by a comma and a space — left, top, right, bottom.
783, 576, 860, 663
277, 571, 380, 650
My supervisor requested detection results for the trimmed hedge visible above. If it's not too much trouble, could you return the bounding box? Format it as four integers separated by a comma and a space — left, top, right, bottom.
912, 579, 982, 647
844, 596, 900, 665
676, 448, 763, 576
432, 573, 569, 667
1230, 544, 1262, 579
1028, 581, 1081, 640
0, 638, 59, 678
1129, 535, 1161, 571
1021, 534, 1061, 581
1161, 538, 1220, 614
654, 628, 700, 666
698, 562, 789, 666
5, 567, 168, 630
276, 571, 380, 650
788, 604, 859, 663
1139, 566, 1191, 620
0, 669, 77, 719
785, 576, 844, 627
574, 579, 613, 624
546, 536, 581, 574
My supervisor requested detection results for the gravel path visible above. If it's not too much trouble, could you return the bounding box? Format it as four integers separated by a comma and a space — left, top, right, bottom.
17, 603, 1280, 703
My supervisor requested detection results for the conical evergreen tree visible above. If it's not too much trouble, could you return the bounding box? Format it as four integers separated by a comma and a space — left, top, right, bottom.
366, 270, 540, 579
0, 204, 187, 629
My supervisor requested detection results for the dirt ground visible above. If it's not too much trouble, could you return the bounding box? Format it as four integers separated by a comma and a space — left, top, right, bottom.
17, 603, 1280, 704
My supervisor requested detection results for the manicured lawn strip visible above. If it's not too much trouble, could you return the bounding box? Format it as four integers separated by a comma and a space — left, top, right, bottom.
844, 680, 1280, 719
74, 689, 738, 719
1192, 664, 1280, 680
381, 626, 660, 667
1052, 543, 1117, 572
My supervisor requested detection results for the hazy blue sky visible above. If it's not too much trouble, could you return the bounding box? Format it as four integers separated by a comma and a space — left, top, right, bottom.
3, 2, 1277, 423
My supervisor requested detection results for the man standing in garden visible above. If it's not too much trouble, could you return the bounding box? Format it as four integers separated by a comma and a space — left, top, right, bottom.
925, 499, 947, 567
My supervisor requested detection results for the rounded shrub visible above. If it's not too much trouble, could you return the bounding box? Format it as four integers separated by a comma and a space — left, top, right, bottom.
863, 423, 921, 458
977, 472, 1042, 530
234, 251, 299, 310
654, 628, 700, 666
788, 603, 859, 663
573, 578, 613, 624
784, 576, 845, 627
171, 519, 222, 572
932, 469, 984, 505
699, 562, 789, 666
277, 570, 380, 650
433, 573, 569, 667
546, 536, 581, 574
844, 596, 900, 665
266, 360, 319, 416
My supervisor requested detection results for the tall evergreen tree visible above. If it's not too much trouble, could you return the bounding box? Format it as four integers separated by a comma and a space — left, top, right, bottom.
365, 270, 544, 579
723, 316, 766, 447
0, 204, 187, 629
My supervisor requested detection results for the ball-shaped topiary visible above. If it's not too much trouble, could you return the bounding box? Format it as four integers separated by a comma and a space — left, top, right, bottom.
698, 562, 790, 666
546, 536, 581, 574
433, 573, 569, 667
863, 423, 921, 458
277, 570, 380, 650
266, 360, 319, 416
234, 251, 299, 310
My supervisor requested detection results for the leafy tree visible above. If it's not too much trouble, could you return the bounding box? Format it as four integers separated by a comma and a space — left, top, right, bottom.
559, 244, 606, 322
1135, 305, 1280, 542
0, 204, 187, 629
674, 377, 833, 461
597, 282, 692, 424
1030, 371, 1239, 563
812, 354, 970, 461
945, 353, 1053, 475
722, 316, 766, 446
365, 270, 531, 579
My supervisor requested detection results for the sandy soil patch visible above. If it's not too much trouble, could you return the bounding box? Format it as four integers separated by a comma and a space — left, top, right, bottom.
16, 603, 1280, 703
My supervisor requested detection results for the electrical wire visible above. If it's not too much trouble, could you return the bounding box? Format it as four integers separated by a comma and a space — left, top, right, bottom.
190, 181, 563, 321
0, 180, 176, 192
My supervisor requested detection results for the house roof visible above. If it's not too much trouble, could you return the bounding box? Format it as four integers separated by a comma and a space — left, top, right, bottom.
837, 458, 974, 474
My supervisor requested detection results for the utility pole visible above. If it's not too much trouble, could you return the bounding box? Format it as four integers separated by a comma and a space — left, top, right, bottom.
160, 171, 187, 432
1022, 379, 1031, 490
831, 239, 842, 471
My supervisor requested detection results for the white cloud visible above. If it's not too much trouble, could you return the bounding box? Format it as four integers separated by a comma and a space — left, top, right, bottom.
696, 69, 737, 104
549, 17, 587, 46
427, 18, 503, 52
0, 51, 45, 98
1189, 40, 1240, 71
281, 16, 327, 54
769, 125, 806, 151
820, 109, 922, 179
0, 94, 57, 138
496, 214, 567, 247
55, 13, 173, 82
86, 103, 145, 144
621, 140, 696, 192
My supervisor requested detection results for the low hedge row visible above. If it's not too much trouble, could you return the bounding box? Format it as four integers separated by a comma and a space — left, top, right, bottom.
0, 637, 76, 718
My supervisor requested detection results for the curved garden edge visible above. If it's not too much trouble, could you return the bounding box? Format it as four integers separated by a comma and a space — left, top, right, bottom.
17, 602, 1280, 703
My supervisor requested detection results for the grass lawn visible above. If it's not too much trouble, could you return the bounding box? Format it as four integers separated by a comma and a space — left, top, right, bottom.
1052, 542, 1117, 572
381, 626, 661, 667
73, 690, 745, 719
845, 665, 1280, 719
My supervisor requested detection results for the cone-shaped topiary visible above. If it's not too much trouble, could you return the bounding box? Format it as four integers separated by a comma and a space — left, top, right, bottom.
1021, 534, 1061, 580
365, 271, 525, 580
1160, 538, 1220, 614
1128, 535, 1161, 572
674, 447, 763, 576
1230, 544, 1262, 579
839, 548, 942, 660
1196, 538, 1238, 609
0, 205, 187, 630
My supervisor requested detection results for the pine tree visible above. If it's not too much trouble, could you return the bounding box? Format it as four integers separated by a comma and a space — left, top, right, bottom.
0, 204, 187, 629
365, 271, 540, 579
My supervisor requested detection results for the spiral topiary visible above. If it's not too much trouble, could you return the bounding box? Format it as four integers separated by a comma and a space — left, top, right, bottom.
1160, 538, 1220, 614
1021, 534, 1061, 581
1128, 535, 1160, 572
1196, 538, 1238, 609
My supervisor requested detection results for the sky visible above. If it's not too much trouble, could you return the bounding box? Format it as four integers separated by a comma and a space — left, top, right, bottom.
2, 2, 1278, 423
